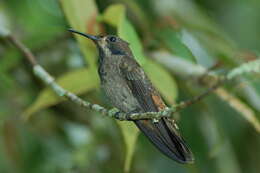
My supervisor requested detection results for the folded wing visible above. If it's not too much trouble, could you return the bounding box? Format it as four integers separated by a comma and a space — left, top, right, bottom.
120, 57, 194, 163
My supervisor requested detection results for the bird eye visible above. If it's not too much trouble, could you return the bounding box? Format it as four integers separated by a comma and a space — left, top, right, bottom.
109, 36, 117, 42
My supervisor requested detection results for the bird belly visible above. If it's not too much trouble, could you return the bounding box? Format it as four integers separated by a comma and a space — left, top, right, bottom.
101, 75, 140, 113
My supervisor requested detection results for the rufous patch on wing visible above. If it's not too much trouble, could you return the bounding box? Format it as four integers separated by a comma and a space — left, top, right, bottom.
141, 119, 154, 129
151, 94, 166, 111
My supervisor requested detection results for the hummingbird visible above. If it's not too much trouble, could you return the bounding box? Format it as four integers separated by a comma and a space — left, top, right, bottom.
69, 29, 194, 164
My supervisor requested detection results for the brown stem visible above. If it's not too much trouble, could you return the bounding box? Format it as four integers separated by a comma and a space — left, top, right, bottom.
174, 79, 225, 112
7, 35, 37, 66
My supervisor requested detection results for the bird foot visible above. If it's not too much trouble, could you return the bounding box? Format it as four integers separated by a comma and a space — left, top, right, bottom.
114, 108, 141, 121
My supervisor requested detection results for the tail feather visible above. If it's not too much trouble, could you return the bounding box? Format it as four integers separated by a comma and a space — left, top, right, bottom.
135, 118, 194, 164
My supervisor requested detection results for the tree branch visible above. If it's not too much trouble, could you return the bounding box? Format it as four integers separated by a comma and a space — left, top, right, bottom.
7, 35, 37, 66
5, 33, 227, 121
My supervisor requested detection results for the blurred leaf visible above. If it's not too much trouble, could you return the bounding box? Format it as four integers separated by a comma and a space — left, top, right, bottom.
215, 88, 260, 133
102, 4, 146, 65
154, 0, 223, 37
144, 60, 178, 104
239, 77, 260, 112
0, 5, 10, 37
59, 0, 99, 69
0, 50, 21, 72
199, 113, 241, 173
181, 29, 215, 67
151, 51, 207, 77
24, 68, 99, 118
118, 19, 147, 65
102, 4, 125, 27
194, 31, 237, 65
6, 0, 65, 49
154, 0, 238, 66
0, 73, 14, 90
117, 122, 139, 173
227, 59, 260, 80
159, 28, 196, 62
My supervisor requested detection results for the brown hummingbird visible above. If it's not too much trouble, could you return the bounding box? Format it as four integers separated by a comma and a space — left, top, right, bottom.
69, 29, 194, 164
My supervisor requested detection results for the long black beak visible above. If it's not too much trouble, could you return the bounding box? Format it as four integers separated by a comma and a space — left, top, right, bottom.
68, 29, 99, 41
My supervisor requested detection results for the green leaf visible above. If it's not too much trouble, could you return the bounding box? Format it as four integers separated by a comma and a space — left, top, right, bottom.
59, 0, 99, 69
102, 4, 146, 65
239, 76, 260, 112
154, 0, 238, 65
159, 28, 196, 62
194, 31, 237, 65
102, 4, 125, 27
0, 5, 10, 37
215, 88, 260, 133
144, 60, 178, 104
117, 122, 139, 173
181, 29, 215, 67
227, 59, 260, 80
0, 72, 14, 90
159, 0, 222, 36
199, 114, 241, 173
118, 19, 147, 65
24, 68, 99, 118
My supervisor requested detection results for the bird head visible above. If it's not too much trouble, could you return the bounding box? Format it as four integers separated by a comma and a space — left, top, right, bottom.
68, 29, 132, 57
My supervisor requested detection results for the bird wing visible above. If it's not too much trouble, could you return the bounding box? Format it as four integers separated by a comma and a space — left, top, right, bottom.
120, 58, 158, 112
119, 56, 194, 163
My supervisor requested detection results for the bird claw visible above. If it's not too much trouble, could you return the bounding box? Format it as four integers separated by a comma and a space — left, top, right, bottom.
114, 110, 137, 121
114, 111, 123, 120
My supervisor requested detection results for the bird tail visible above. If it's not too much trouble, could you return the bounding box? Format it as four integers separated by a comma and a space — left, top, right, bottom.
134, 118, 194, 164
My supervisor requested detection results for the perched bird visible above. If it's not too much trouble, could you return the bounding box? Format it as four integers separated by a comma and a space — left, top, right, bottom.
69, 29, 194, 164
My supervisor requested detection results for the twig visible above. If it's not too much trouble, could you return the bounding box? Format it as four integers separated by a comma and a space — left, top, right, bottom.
5, 33, 224, 121
7, 35, 37, 66
175, 78, 225, 111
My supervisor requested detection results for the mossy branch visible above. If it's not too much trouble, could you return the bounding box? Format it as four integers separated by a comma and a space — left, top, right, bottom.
4, 32, 260, 121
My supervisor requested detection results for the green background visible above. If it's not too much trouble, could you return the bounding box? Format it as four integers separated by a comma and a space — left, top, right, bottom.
0, 0, 260, 173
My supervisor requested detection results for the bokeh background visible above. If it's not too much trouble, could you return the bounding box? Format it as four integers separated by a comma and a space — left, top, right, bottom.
0, 0, 260, 173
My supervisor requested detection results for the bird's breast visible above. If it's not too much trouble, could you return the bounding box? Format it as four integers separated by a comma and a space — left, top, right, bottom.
98, 61, 120, 83
98, 60, 140, 112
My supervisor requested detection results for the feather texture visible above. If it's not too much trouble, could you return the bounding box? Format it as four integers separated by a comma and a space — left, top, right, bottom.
120, 57, 194, 163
